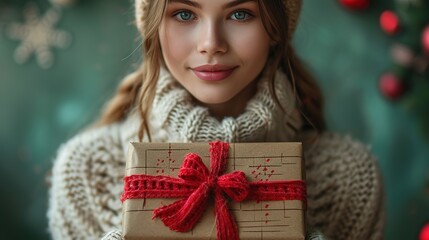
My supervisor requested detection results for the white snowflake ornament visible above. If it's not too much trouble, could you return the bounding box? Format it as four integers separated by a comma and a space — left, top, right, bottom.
7, 3, 71, 69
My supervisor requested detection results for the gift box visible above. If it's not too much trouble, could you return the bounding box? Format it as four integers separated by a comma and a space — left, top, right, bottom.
121, 142, 306, 240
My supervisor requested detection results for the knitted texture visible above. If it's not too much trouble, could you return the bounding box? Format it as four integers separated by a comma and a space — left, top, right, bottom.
101, 230, 122, 240
146, 68, 302, 143
47, 69, 385, 240
48, 124, 125, 239
305, 133, 385, 240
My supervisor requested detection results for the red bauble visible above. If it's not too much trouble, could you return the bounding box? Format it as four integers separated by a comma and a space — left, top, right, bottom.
420, 223, 429, 240
379, 73, 406, 100
422, 26, 429, 54
339, 0, 370, 10
380, 10, 400, 35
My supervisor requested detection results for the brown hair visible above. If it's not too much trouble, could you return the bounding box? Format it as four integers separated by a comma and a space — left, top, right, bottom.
94, 0, 325, 141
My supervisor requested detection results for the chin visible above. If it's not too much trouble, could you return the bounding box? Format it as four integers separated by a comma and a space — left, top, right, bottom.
194, 94, 234, 105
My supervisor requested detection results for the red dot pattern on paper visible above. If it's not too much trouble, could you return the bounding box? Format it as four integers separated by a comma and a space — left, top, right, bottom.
155, 144, 177, 175
251, 159, 276, 224
251, 159, 276, 181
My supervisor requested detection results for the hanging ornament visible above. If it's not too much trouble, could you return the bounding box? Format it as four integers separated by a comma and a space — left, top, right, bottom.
341, 0, 429, 139
422, 25, 429, 54
380, 10, 401, 35
339, 0, 370, 10
6, 2, 72, 69
379, 72, 407, 100
420, 223, 429, 240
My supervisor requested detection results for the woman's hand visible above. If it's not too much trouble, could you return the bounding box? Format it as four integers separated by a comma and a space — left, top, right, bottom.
307, 229, 329, 240
101, 230, 123, 240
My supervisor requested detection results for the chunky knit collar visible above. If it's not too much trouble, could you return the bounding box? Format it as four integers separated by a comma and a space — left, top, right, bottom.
119, 68, 302, 152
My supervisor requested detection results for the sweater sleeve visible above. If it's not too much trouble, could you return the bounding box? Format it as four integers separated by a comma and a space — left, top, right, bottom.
304, 132, 385, 240
47, 124, 126, 240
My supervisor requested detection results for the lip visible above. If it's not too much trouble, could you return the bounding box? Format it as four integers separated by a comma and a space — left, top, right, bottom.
191, 64, 238, 81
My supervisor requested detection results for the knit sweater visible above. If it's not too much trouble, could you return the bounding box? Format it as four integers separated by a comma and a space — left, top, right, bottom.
48, 69, 385, 240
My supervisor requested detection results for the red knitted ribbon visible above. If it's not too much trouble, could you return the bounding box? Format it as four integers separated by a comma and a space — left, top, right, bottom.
121, 142, 306, 240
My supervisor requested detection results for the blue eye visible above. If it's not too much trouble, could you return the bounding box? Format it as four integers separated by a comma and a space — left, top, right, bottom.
174, 11, 195, 21
230, 11, 251, 21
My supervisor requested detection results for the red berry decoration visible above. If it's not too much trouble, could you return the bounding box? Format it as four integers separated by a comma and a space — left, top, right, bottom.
422, 25, 429, 54
380, 10, 400, 35
339, 0, 370, 10
379, 73, 406, 100
420, 223, 429, 240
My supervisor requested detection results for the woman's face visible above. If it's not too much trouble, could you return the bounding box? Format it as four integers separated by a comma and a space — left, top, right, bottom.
159, 0, 271, 115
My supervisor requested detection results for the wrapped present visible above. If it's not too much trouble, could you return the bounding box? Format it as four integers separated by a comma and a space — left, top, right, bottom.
121, 141, 306, 240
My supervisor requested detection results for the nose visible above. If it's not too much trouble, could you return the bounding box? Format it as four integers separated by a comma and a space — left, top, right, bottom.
197, 20, 228, 55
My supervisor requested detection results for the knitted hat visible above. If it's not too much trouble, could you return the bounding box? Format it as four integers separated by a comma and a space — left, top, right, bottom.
135, 0, 302, 38
284, 0, 302, 37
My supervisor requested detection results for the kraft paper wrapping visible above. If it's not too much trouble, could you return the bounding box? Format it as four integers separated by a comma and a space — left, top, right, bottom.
122, 142, 306, 240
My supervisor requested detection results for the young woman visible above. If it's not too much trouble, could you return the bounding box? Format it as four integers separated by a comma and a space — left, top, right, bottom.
48, 0, 385, 239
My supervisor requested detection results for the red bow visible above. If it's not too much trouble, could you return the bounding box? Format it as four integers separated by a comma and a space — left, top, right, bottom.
122, 142, 306, 240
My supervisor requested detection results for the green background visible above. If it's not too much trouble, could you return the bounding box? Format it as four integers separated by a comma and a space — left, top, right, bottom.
0, 0, 428, 239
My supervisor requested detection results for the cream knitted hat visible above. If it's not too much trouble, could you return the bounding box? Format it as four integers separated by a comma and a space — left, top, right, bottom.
135, 0, 302, 38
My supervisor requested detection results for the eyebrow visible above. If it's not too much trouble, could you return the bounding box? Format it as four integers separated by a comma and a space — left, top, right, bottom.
168, 0, 257, 9
223, 0, 257, 9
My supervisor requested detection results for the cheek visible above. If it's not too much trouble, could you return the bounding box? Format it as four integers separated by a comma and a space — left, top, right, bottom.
228, 25, 270, 64
159, 23, 194, 68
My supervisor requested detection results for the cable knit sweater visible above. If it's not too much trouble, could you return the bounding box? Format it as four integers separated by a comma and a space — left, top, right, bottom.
48, 69, 385, 240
